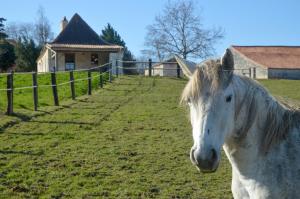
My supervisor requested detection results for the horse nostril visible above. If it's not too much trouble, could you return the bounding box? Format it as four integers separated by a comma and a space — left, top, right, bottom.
211, 149, 217, 161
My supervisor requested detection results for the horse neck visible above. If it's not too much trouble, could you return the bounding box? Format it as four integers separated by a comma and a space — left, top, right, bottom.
223, 76, 284, 172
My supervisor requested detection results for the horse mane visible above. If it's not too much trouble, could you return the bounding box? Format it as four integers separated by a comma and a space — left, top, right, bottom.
260, 93, 300, 153
231, 76, 300, 154
181, 59, 300, 154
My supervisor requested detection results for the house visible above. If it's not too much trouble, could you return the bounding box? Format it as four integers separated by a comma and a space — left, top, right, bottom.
37, 13, 123, 73
144, 56, 196, 77
231, 46, 300, 79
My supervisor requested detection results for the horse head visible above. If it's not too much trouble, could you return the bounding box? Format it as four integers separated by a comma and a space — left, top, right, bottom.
180, 49, 236, 172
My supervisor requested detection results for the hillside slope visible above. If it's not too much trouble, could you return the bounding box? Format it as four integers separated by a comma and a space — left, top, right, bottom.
0, 76, 232, 198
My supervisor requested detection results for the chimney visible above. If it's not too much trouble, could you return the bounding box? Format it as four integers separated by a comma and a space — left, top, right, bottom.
60, 16, 68, 31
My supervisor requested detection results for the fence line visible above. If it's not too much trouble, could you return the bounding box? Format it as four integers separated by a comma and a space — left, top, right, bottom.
117, 60, 177, 64
0, 63, 113, 115
0, 62, 111, 76
0, 58, 258, 116
0, 67, 112, 92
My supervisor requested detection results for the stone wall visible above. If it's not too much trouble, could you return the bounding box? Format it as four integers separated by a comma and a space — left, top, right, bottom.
57, 53, 65, 71
162, 63, 183, 77
268, 69, 300, 80
145, 63, 183, 77
231, 48, 268, 79
37, 48, 122, 72
56, 52, 111, 71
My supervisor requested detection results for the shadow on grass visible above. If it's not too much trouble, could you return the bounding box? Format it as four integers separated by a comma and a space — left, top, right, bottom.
115, 83, 141, 86
11, 112, 32, 121
103, 88, 134, 92
29, 120, 94, 125
0, 149, 44, 156
9, 132, 45, 136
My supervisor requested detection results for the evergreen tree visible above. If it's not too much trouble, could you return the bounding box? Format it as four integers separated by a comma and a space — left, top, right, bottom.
0, 40, 16, 71
101, 23, 125, 46
0, 18, 8, 39
15, 37, 40, 71
0, 18, 16, 71
101, 24, 136, 74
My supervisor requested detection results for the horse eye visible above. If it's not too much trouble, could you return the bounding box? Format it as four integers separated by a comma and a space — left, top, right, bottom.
187, 98, 191, 104
226, 95, 232, 102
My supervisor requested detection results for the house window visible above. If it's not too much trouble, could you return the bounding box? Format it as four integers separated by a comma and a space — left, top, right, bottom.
91, 53, 98, 65
65, 53, 75, 70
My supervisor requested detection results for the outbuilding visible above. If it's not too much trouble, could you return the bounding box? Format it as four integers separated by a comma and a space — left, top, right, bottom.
37, 13, 123, 73
231, 46, 300, 79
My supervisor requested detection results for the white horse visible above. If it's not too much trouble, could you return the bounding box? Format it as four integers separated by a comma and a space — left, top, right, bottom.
178, 49, 300, 199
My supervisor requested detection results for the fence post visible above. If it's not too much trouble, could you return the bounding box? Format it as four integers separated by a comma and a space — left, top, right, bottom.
100, 73, 103, 88
88, 70, 92, 95
32, 72, 38, 111
177, 63, 181, 78
116, 60, 119, 78
70, 71, 75, 100
109, 63, 112, 83
51, 72, 59, 106
99, 67, 103, 88
249, 68, 252, 78
6, 72, 13, 115
148, 59, 152, 77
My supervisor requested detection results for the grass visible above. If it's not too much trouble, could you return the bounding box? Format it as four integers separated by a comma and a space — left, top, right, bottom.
0, 71, 109, 113
0, 76, 298, 198
258, 79, 300, 103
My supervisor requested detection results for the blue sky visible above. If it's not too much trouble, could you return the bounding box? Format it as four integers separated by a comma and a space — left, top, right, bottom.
2, 0, 300, 60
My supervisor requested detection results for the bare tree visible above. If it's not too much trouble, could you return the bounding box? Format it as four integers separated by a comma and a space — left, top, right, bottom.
144, 0, 224, 60
6, 22, 35, 41
34, 6, 53, 46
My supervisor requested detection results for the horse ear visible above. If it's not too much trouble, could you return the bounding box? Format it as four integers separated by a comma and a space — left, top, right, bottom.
174, 55, 197, 79
221, 48, 234, 71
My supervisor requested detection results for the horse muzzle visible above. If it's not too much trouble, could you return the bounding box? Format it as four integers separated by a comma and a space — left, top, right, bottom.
190, 147, 219, 173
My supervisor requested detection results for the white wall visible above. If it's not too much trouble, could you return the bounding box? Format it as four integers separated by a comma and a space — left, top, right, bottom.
37, 49, 50, 72
109, 52, 124, 75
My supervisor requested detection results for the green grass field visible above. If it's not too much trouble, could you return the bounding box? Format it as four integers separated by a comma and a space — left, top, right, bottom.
0, 76, 299, 198
259, 79, 300, 105
0, 71, 109, 113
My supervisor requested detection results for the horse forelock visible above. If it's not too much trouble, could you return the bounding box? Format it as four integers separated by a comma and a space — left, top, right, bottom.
181, 59, 232, 104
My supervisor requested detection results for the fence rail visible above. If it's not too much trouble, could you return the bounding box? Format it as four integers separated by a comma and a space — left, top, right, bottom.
0, 63, 113, 115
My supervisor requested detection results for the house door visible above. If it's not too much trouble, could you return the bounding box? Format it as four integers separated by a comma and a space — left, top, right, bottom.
65, 53, 75, 70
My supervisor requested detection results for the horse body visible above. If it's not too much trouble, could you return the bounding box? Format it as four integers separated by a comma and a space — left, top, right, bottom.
224, 126, 300, 199
179, 49, 300, 199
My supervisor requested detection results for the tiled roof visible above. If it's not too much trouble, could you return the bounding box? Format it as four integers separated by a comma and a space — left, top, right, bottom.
52, 13, 112, 46
232, 46, 300, 69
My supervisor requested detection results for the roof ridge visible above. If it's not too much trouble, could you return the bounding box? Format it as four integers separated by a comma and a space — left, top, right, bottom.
51, 13, 112, 46
71, 14, 111, 45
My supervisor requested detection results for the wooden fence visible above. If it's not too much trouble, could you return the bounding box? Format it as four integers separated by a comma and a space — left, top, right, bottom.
0, 59, 184, 116
0, 63, 113, 116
